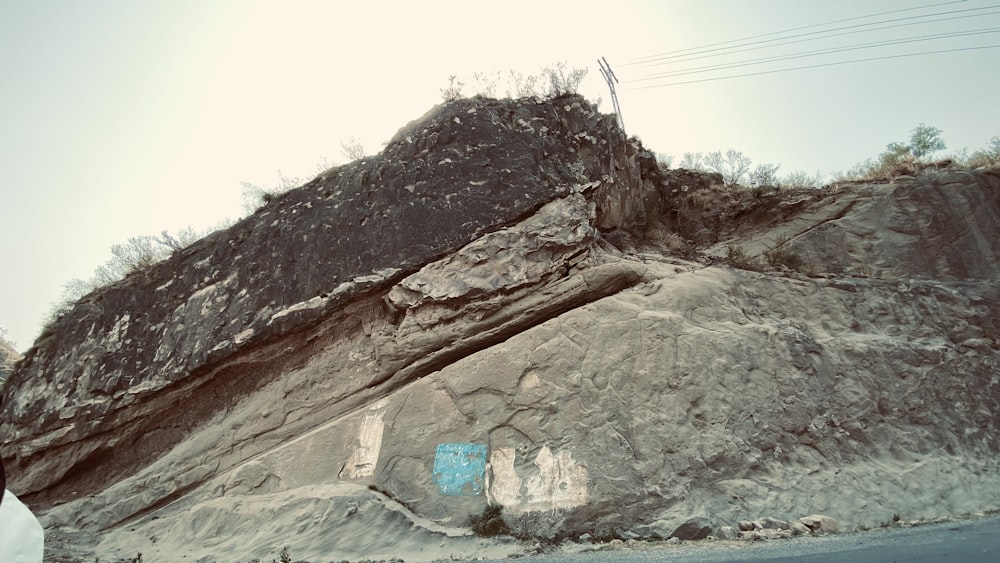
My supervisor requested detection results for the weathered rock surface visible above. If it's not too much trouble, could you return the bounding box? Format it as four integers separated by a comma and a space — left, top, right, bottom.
798, 514, 840, 535
1, 94, 639, 509
1, 93, 999, 562
669, 517, 714, 541
713, 172, 1000, 280
0, 338, 16, 384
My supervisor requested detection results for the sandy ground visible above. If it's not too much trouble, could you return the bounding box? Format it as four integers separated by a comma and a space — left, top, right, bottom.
472, 512, 1000, 563
44, 512, 1000, 562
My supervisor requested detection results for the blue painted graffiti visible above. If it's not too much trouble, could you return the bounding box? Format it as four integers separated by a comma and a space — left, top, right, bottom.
432, 443, 488, 496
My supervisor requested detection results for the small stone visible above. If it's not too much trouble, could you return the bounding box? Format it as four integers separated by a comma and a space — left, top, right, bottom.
716, 526, 738, 540
666, 537, 682, 545
790, 521, 811, 535
738, 520, 757, 532
757, 516, 790, 530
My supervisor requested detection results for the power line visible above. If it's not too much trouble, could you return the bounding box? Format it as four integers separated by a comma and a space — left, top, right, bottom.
625, 2, 999, 67
627, 10, 1000, 75
628, 44, 1000, 89
623, 0, 971, 65
629, 27, 1000, 82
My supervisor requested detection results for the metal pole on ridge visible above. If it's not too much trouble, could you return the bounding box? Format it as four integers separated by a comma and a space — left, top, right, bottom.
598, 57, 625, 132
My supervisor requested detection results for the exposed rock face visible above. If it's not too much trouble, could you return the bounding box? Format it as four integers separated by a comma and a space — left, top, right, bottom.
2, 93, 999, 561
778, 173, 1000, 280
0, 338, 17, 384
1, 94, 638, 509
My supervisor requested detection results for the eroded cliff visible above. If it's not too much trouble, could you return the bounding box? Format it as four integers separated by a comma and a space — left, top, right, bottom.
2, 94, 999, 562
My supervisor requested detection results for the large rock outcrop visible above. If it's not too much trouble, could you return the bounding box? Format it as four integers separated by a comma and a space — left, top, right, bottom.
1, 94, 641, 509
2, 94, 999, 561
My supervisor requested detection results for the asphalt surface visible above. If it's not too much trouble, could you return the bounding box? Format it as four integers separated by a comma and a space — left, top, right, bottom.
478, 515, 1000, 562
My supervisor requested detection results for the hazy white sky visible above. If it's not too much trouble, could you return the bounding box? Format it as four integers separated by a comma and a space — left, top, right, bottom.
1, 0, 998, 350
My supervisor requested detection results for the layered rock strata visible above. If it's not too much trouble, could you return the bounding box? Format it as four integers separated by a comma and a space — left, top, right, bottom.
1, 94, 999, 561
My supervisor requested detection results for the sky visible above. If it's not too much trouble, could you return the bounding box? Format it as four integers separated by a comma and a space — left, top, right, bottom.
1, 0, 998, 350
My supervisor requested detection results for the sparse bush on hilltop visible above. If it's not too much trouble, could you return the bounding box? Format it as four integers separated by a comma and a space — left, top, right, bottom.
836, 128, 998, 181
508, 69, 541, 98
782, 170, 825, 189
965, 136, 1000, 168
45, 225, 224, 328
679, 152, 707, 171
240, 170, 311, 213
906, 123, 947, 159
676, 124, 998, 189
542, 61, 588, 98
339, 136, 366, 161
440, 61, 589, 102
835, 123, 951, 181
705, 149, 752, 187
440, 74, 465, 102
749, 162, 782, 188
678, 149, 782, 189
655, 152, 674, 169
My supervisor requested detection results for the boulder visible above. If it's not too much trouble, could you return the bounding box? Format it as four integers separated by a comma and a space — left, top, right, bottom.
798, 514, 840, 534
668, 517, 713, 541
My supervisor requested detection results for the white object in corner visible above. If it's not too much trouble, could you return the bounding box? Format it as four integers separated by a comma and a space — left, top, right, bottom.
0, 490, 44, 563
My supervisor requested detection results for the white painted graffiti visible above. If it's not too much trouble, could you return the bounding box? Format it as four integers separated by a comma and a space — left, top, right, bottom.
487, 445, 588, 512
340, 405, 386, 479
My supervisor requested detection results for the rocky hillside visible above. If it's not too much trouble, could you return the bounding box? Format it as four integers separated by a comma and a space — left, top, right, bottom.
1, 94, 999, 562
0, 337, 17, 384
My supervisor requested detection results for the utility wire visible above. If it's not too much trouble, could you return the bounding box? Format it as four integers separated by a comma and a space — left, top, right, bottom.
628, 44, 1000, 89
623, 0, 971, 65
625, 2, 999, 67
627, 10, 1000, 75
630, 27, 1000, 81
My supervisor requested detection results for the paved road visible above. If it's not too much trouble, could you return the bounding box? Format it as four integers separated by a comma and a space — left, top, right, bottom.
479, 515, 1000, 562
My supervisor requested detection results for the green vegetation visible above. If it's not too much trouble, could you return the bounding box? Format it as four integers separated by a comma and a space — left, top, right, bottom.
835, 125, 999, 181
725, 235, 808, 274
675, 125, 998, 188
959, 136, 1000, 168
837, 123, 946, 180
725, 244, 762, 271
764, 235, 805, 272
